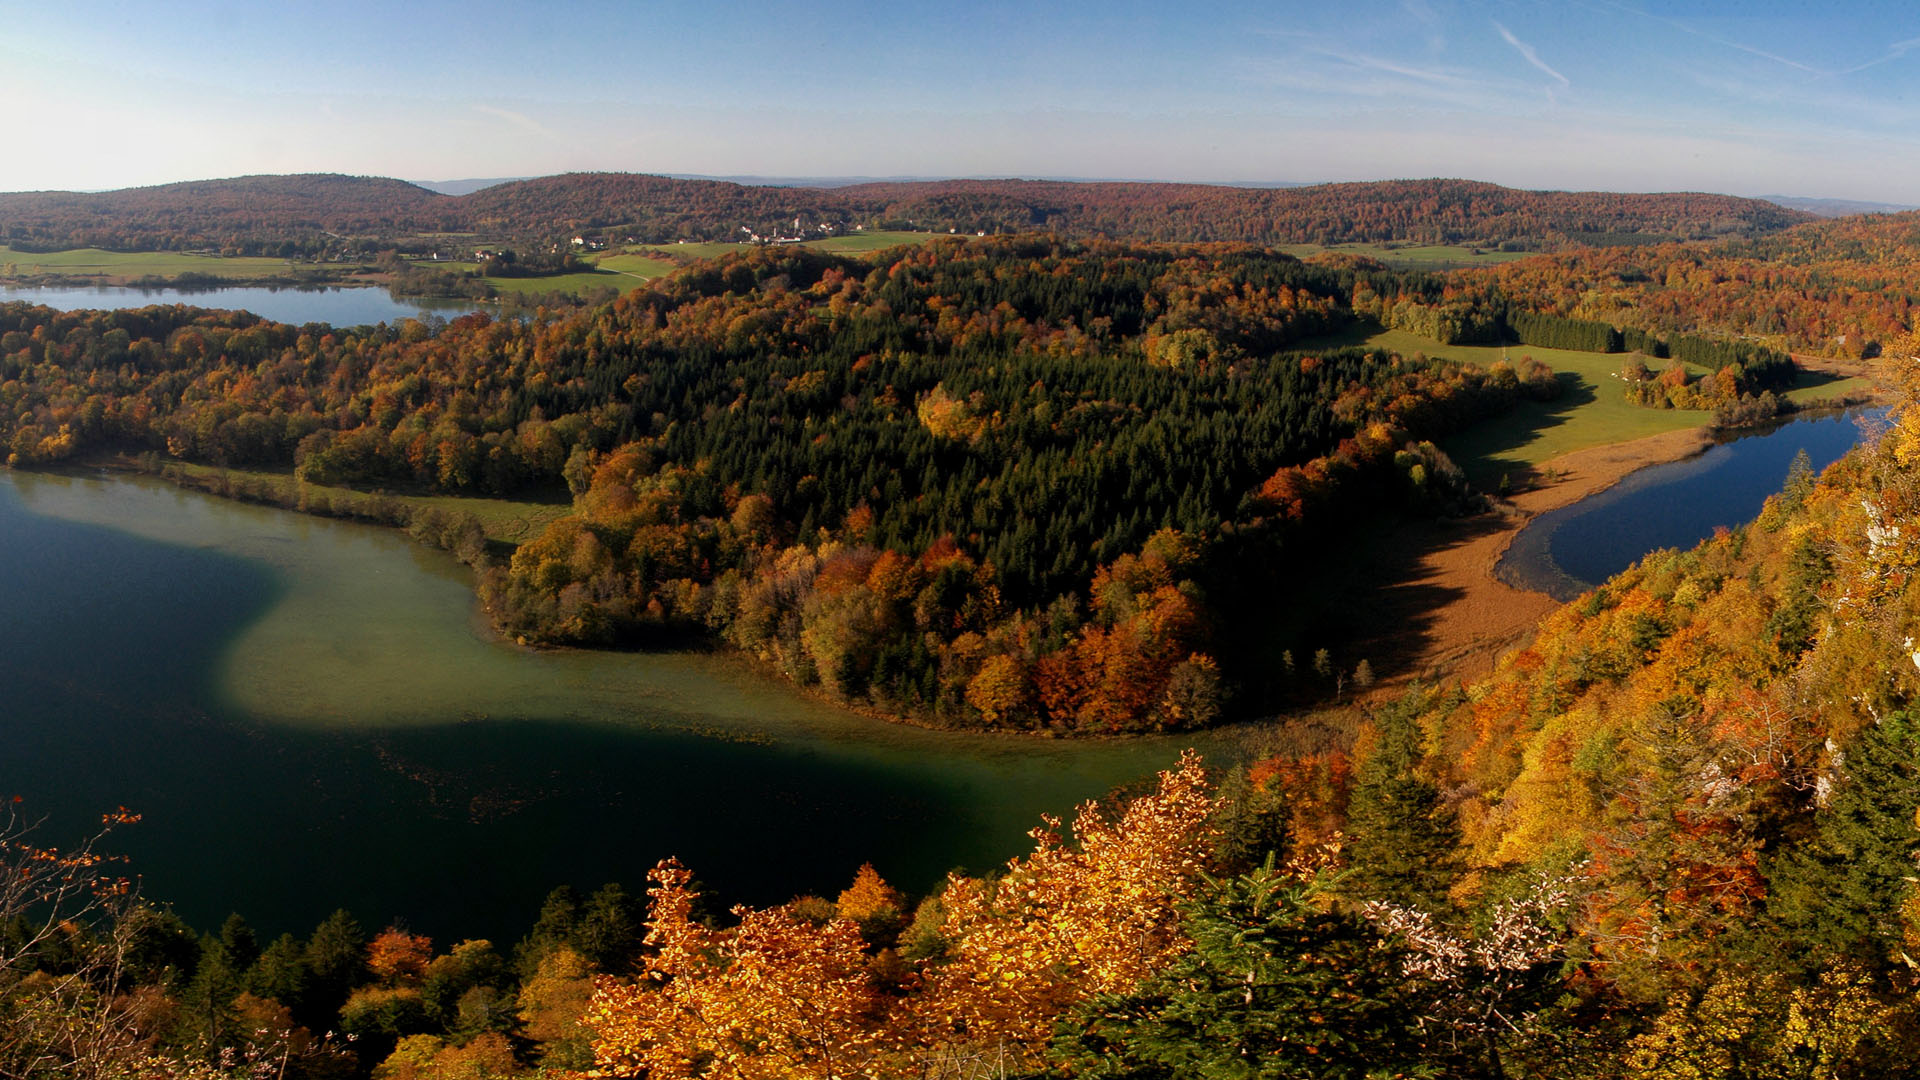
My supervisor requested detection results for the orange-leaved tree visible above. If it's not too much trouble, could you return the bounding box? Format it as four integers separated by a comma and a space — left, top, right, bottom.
579, 752, 1221, 1076
584, 859, 893, 1080
907, 750, 1219, 1061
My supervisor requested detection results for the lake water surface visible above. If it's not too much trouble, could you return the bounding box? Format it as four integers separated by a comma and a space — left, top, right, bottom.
0, 283, 484, 326
1498, 408, 1880, 599
0, 471, 1217, 940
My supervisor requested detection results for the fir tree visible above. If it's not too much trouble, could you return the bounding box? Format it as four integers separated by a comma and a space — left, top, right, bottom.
1766, 711, 1920, 969
1342, 695, 1461, 910
1048, 862, 1422, 1078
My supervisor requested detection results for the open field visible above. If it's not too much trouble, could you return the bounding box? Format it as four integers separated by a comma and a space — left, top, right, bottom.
161, 460, 571, 545
1300, 323, 1714, 487
592, 251, 677, 278
632, 241, 744, 261
0, 245, 308, 280
483, 270, 634, 297
804, 230, 938, 253
1784, 354, 1883, 406
1279, 242, 1537, 269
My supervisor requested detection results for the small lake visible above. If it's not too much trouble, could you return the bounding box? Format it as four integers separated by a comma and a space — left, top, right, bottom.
0, 283, 485, 326
1498, 408, 1881, 599
0, 471, 1229, 942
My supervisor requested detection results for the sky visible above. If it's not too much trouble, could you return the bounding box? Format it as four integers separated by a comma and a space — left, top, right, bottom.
5, 0, 1920, 202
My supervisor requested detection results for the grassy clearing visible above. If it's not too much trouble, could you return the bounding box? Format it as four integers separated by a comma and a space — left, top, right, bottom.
592, 252, 677, 278
1300, 323, 1713, 487
804, 230, 939, 253
0, 245, 306, 280
480, 270, 635, 297
165, 460, 571, 545
1783, 368, 1878, 406
633, 241, 743, 261
1279, 242, 1536, 269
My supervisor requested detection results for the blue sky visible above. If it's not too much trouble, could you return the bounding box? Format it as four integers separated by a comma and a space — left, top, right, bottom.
5, 0, 1919, 201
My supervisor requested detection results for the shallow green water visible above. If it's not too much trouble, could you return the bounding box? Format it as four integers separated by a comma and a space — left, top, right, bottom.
0, 471, 1222, 940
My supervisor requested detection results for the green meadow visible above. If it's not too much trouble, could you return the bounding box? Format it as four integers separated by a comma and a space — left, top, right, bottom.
0, 245, 305, 280
1279, 242, 1537, 269
592, 251, 677, 278
162, 460, 571, 545
1302, 324, 1882, 488
1301, 324, 1713, 486
803, 230, 939, 253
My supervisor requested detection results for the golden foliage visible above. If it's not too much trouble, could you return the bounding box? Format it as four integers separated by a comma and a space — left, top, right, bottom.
580, 752, 1219, 1076
910, 750, 1218, 1056
585, 860, 892, 1079
835, 865, 904, 923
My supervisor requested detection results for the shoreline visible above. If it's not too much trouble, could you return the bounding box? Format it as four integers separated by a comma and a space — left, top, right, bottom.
1380, 391, 1890, 686
1369, 425, 1721, 687
33, 400, 1852, 736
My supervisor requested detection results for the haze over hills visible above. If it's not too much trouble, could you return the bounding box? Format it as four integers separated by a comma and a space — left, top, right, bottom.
410, 177, 531, 196
1760, 194, 1920, 218
0, 172, 1813, 256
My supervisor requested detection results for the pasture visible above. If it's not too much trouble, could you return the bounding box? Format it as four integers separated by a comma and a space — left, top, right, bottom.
1300, 324, 1714, 487
1279, 242, 1536, 269
0, 245, 304, 280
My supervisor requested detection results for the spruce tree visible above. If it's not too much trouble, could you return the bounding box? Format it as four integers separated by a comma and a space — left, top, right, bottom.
1342, 696, 1461, 910
1048, 863, 1422, 1078
1766, 711, 1920, 969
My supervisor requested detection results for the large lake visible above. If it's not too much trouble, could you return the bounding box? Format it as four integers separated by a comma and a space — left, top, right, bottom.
1498, 408, 1880, 599
0, 283, 484, 326
0, 471, 1225, 941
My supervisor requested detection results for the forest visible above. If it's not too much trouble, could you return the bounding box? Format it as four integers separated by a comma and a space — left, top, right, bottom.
18, 346, 1920, 1076
0, 237, 1597, 731
0, 174, 1810, 256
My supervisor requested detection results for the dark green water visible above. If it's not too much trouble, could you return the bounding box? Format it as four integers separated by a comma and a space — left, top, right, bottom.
1498, 408, 1881, 599
0, 472, 1215, 941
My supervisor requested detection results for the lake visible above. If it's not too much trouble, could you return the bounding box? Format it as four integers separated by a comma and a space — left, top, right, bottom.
0, 470, 1224, 942
1498, 408, 1880, 600
0, 283, 484, 326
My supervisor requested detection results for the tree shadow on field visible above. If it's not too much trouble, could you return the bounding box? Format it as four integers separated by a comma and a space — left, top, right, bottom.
1324, 508, 1541, 689
1445, 371, 1597, 491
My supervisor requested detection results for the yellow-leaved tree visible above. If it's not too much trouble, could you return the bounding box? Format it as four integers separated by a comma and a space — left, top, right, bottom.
907, 750, 1218, 1062
584, 859, 891, 1080
578, 752, 1219, 1077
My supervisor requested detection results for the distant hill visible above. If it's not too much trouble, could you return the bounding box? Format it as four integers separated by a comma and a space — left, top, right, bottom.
1760, 194, 1918, 218
0, 172, 1814, 255
0, 174, 446, 253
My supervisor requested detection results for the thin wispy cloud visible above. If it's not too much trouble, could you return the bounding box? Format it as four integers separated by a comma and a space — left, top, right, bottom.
1239, 47, 1546, 116
1594, 2, 1823, 74
1835, 34, 1920, 75
1493, 22, 1570, 87
473, 104, 564, 145
1313, 46, 1481, 87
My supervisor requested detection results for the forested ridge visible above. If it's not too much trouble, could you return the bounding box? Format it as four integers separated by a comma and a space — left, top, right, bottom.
0, 173, 1809, 255
18, 352, 1920, 1076
1453, 211, 1920, 358
0, 238, 1575, 731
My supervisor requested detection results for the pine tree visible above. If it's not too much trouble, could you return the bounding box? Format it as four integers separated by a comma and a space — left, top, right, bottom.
1047, 863, 1422, 1078
1342, 695, 1461, 910
514, 884, 583, 979
1766, 711, 1920, 969
303, 909, 366, 1024
1210, 765, 1291, 875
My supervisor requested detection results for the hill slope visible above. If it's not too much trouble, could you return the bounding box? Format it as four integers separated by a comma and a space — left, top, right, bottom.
0, 173, 1813, 254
